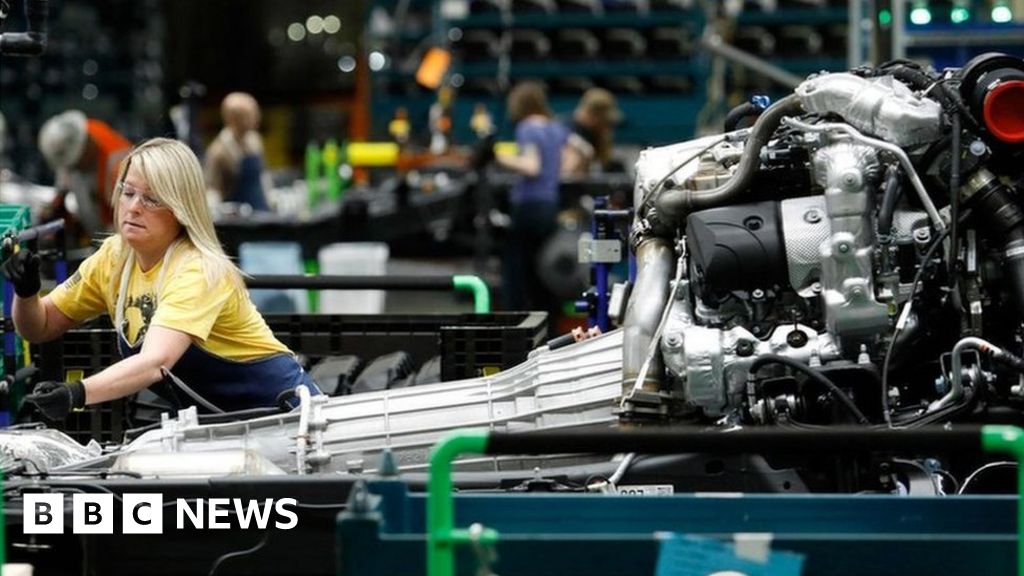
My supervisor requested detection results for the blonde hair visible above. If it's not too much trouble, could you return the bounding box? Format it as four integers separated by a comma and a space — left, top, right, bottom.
221, 92, 260, 132
110, 137, 245, 293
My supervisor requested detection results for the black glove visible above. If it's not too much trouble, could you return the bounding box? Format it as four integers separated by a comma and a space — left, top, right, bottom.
25, 381, 86, 420
470, 134, 497, 170
2, 249, 41, 298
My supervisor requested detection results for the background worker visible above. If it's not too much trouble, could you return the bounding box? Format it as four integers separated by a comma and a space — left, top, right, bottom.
482, 81, 568, 317
37, 110, 133, 236
204, 91, 271, 211
561, 88, 623, 178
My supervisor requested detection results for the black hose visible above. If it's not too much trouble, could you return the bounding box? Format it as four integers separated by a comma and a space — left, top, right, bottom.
965, 175, 1024, 314
724, 102, 761, 132
748, 354, 871, 424
877, 165, 903, 239
949, 112, 961, 293
655, 94, 804, 223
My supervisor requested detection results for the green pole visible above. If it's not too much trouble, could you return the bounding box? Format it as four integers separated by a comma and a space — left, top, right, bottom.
305, 143, 322, 210
304, 259, 320, 313
452, 275, 491, 314
427, 429, 495, 576
982, 425, 1024, 576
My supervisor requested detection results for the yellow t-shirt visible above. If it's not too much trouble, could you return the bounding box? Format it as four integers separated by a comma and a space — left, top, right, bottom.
50, 236, 291, 362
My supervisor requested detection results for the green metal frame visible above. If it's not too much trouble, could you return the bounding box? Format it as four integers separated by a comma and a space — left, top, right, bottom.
427, 430, 496, 576
983, 424, 1024, 576
427, 426, 1024, 576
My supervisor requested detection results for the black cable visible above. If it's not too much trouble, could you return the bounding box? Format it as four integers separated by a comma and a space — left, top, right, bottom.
207, 531, 270, 576
748, 354, 870, 424
877, 165, 903, 239
949, 112, 961, 295
881, 208, 974, 427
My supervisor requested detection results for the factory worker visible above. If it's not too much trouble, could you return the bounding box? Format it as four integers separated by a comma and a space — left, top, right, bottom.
204, 91, 271, 211
4, 138, 320, 420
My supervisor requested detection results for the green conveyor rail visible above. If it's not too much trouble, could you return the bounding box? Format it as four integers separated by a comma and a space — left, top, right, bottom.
982, 425, 1024, 576
451, 275, 490, 314
245, 274, 492, 313
426, 426, 1024, 576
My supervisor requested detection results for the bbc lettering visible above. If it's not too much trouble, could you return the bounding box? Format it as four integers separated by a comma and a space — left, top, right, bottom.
24, 494, 298, 534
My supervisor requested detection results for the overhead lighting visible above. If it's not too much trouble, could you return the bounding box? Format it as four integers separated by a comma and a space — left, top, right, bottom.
368, 51, 387, 71
951, 3, 971, 23
910, 2, 933, 25
287, 22, 306, 42
306, 15, 324, 35
323, 15, 341, 34
992, 2, 1013, 23
338, 56, 356, 73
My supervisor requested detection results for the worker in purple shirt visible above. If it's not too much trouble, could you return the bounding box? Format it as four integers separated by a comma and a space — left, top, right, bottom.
493, 81, 569, 316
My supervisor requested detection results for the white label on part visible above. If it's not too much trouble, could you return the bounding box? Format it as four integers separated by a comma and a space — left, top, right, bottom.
614, 484, 674, 496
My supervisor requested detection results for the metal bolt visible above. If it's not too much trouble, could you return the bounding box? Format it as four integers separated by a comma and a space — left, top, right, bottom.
666, 334, 681, 347
837, 243, 850, 254
736, 340, 755, 356
969, 140, 987, 157
811, 281, 822, 294
751, 325, 762, 335
751, 288, 765, 299
851, 286, 864, 297
913, 228, 931, 244
786, 330, 808, 348
804, 209, 822, 224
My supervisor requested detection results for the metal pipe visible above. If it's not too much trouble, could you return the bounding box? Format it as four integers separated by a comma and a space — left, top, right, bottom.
699, 32, 803, 89
621, 238, 674, 395
246, 274, 492, 313
782, 117, 946, 233
15, 218, 64, 242
295, 384, 311, 474
931, 337, 991, 412
656, 95, 804, 223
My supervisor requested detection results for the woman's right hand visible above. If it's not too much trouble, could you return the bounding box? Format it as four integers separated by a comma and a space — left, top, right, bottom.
2, 249, 41, 298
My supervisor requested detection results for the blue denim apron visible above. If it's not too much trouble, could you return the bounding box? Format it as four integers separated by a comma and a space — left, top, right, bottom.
234, 154, 270, 212
116, 242, 319, 413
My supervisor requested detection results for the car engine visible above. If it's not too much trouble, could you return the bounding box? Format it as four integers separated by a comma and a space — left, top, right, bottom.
622, 52, 1024, 430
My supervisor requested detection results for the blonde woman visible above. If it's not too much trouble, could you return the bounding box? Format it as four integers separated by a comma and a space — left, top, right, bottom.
4, 138, 319, 420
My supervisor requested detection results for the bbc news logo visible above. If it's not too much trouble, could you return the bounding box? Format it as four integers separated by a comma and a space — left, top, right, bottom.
24, 494, 299, 534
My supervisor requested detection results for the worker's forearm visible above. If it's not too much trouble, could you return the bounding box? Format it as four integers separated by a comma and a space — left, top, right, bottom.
12, 295, 50, 343
81, 354, 164, 405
